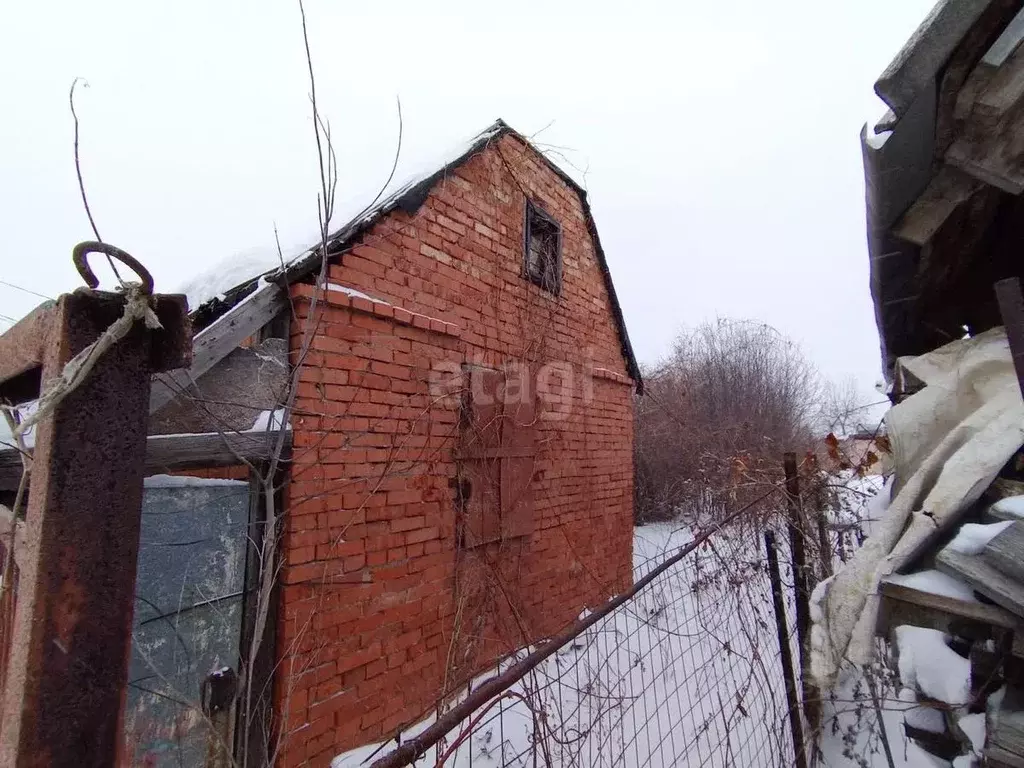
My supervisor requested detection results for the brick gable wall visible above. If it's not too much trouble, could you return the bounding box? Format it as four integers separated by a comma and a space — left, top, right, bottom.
274, 134, 635, 767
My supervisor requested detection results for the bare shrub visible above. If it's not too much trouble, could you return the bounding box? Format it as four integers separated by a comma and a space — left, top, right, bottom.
635, 319, 822, 524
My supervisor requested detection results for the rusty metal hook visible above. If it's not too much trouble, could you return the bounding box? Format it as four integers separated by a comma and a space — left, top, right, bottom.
72, 241, 154, 295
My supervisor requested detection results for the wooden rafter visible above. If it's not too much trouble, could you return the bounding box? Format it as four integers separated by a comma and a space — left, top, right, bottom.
149, 283, 288, 414
0, 428, 291, 492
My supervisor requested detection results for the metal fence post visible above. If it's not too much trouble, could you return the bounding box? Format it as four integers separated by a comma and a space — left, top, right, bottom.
784, 452, 820, 732
0, 286, 189, 767
765, 529, 808, 768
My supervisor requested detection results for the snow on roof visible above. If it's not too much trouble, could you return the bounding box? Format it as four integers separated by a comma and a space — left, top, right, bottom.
176, 119, 645, 393
177, 245, 301, 315
178, 120, 508, 312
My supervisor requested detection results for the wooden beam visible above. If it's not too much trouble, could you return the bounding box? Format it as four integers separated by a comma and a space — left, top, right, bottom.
879, 580, 1022, 632
150, 283, 288, 414
986, 744, 1024, 768
989, 687, 1024, 765
934, 0, 1023, 152
976, 33, 1024, 129
945, 38, 1024, 193
0, 429, 291, 491
954, 60, 1000, 130
945, 135, 1024, 192
893, 165, 984, 245
986, 519, 1024, 583
937, 546, 1024, 617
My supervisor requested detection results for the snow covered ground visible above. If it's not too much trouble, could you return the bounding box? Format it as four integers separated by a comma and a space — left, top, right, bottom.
335, 521, 799, 768
335, 473, 958, 768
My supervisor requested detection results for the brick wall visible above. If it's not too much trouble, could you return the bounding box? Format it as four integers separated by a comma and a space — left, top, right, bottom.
274, 133, 635, 766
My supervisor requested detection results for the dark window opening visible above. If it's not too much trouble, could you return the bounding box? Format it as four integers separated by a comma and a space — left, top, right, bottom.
524, 200, 562, 294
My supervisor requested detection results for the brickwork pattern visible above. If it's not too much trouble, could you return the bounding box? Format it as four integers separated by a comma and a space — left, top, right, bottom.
274, 134, 635, 766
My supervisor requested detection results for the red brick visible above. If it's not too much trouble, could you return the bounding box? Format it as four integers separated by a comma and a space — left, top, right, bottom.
405, 527, 439, 545
277, 131, 636, 759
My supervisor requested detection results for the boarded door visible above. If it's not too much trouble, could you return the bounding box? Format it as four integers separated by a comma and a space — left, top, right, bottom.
459, 367, 537, 547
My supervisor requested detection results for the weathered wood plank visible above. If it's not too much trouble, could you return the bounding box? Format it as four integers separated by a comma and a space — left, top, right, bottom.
0, 429, 291, 491
987, 744, 1024, 768
937, 547, 1024, 617
954, 59, 1000, 131
945, 133, 1024, 192
986, 521, 1024, 583
145, 429, 291, 471
881, 581, 1020, 627
990, 687, 1024, 763
893, 165, 984, 245
150, 283, 288, 414
945, 45, 1024, 194
976, 33, 1024, 128
934, 0, 1021, 153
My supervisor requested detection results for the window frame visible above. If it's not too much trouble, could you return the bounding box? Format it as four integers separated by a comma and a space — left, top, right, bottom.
522, 199, 563, 295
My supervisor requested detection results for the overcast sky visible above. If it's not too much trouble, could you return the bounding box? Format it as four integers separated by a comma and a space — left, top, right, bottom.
1, 0, 936, 404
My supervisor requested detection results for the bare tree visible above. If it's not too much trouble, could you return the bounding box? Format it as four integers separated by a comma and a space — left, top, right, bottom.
635, 319, 822, 524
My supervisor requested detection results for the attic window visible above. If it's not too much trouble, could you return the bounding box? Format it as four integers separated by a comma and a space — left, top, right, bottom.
524, 201, 561, 294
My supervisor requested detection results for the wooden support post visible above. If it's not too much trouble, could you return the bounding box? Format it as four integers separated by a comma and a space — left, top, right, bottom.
765, 530, 809, 768
995, 277, 1024, 399
0, 289, 189, 767
784, 452, 821, 734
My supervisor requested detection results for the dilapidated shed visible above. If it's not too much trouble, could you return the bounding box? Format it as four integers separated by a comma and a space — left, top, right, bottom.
864, 0, 1024, 382
814, 2, 1024, 765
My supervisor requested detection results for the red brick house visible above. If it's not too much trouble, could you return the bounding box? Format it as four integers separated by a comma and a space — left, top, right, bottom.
116, 120, 641, 765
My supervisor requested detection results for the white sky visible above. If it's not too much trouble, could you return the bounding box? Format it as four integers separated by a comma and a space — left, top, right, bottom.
0, 0, 936, 404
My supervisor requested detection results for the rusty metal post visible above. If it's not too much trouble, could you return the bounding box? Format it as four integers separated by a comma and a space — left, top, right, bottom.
995, 277, 1024, 399
202, 666, 239, 768
765, 530, 808, 768
0, 288, 188, 767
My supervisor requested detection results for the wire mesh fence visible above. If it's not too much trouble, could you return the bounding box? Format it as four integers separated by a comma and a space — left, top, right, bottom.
352, 516, 806, 768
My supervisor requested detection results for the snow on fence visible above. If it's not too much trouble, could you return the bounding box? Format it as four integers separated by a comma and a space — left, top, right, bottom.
338, 519, 803, 768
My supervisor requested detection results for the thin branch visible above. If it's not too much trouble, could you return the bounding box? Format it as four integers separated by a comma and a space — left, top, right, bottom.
69, 77, 123, 285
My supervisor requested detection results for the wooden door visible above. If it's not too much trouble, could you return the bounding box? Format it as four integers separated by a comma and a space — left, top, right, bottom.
459, 366, 536, 547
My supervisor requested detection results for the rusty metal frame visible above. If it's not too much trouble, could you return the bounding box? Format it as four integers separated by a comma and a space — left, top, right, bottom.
0, 289, 189, 767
